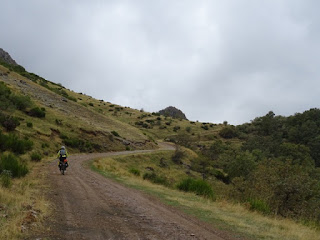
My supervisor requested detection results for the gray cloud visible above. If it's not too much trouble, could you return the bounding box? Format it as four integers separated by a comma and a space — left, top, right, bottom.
1, 0, 320, 124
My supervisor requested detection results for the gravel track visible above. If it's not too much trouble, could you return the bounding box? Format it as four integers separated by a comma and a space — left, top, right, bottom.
39, 147, 237, 240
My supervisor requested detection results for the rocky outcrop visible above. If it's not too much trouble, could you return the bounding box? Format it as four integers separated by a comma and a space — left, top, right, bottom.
158, 106, 188, 120
0, 48, 17, 65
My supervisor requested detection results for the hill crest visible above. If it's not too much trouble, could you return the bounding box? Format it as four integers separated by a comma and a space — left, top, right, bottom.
159, 106, 188, 120
0, 48, 17, 65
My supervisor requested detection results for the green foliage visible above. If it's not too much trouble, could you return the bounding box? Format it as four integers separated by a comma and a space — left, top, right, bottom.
185, 126, 191, 133
30, 152, 42, 162
225, 151, 257, 180
0, 81, 32, 112
248, 198, 271, 215
143, 172, 168, 186
0, 154, 28, 178
62, 135, 100, 152
171, 147, 184, 164
26, 122, 33, 128
177, 178, 215, 199
41, 143, 49, 148
55, 119, 63, 125
129, 168, 140, 176
0, 132, 33, 154
29, 107, 46, 118
39, 80, 77, 102
0, 170, 12, 188
231, 159, 320, 221
111, 131, 120, 137
219, 126, 237, 138
173, 126, 180, 132
0, 114, 20, 131
9, 94, 31, 110
201, 125, 209, 130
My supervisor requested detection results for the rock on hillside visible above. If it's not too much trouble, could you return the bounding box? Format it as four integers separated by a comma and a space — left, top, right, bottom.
0, 48, 17, 65
158, 106, 188, 120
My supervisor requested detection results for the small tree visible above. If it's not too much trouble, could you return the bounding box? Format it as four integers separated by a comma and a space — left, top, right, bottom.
171, 146, 184, 164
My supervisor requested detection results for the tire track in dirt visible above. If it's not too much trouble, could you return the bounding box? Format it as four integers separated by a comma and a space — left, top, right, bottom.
39, 145, 237, 240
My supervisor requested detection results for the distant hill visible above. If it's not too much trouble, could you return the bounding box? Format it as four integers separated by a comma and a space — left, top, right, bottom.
0, 48, 17, 65
158, 106, 188, 120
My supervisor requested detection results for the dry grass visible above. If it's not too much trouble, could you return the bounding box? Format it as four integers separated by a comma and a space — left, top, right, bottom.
0, 160, 51, 240
93, 149, 202, 186
93, 153, 320, 240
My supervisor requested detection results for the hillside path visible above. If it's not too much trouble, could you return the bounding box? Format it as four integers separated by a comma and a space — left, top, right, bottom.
41, 144, 235, 240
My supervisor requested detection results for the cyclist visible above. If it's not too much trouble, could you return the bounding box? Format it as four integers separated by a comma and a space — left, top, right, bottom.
57, 146, 68, 170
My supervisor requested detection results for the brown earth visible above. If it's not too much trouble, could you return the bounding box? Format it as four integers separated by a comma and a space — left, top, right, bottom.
32, 146, 242, 240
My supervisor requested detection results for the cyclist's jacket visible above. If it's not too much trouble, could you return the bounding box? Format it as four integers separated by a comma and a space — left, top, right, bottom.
57, 149, 68, 161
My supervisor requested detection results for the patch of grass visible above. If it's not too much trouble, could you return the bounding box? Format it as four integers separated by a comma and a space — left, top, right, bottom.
0, 170, 12, 188
129, 168, 140, 176
0, 153, 28, 178
177, 178, 215, 199
111, 131, 120, 137
248, 198, 271, 215
30, 152, 42, 162
0, 156, 50, 239
143, 172, 168, 186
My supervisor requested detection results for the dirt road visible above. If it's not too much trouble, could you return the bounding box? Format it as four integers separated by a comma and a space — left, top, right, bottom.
40, 148, 236, 240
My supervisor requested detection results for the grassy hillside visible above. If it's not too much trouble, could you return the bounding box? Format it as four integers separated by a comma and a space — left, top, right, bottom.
1, 57, 320, 239
0, 64, 155, 154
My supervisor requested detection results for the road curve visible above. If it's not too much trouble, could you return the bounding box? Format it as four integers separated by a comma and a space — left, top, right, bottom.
41, 146, 233, 240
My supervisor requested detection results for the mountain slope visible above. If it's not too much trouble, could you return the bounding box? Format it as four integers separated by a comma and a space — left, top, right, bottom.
0, 64, 156, 157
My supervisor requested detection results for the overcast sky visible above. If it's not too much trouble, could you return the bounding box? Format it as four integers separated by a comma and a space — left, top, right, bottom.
1, 0, 319, 125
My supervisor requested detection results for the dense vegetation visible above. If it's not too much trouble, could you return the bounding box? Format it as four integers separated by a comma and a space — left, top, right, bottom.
175, 110, 320, 223
0, 81, 35, 185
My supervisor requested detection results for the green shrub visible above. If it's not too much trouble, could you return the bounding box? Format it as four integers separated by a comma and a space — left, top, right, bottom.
171, 148, 184, 164
41, 143, 49, 148
0, 170, 12, 188
177, 178, 215, 199
30, 152, 42, 162
55, 119, 63, 125
0, 115, 20, 131
248, 198, 271, 215
0, 132, 33, 154
173, 126, 181, 132
60, 133, 69, 140
26, 122, 33, 128
219, 126, 237, 139
201, 125, 209, 130
0, 154, 28, 178
143, 172, 168, 186
129, 168, 140, 176
186, 127, 191, 133
63, 137, 97, 152
29, 107, 46, 118
89, 103, 94, 106
10, 94, 31, 110
66, 95, 77, 102
111, 131, 120, 137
